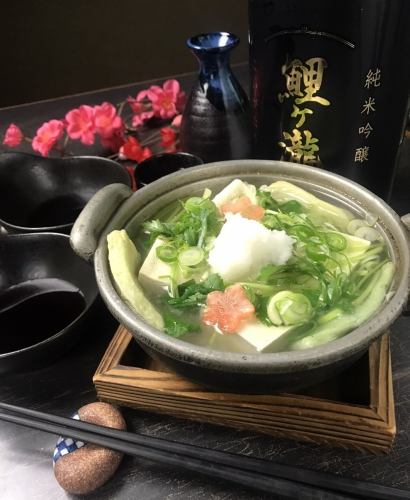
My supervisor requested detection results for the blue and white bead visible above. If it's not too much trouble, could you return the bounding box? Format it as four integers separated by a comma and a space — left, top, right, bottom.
53, 412, 85, 466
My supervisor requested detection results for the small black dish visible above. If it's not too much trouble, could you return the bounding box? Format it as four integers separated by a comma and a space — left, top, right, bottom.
0, 152, 131, 234
0, 232, 99, 373
134, 152, 203, 188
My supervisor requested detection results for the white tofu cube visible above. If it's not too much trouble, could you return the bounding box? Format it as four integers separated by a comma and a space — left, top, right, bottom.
237, 320, 292, 352
212, 179, 258, 208
138, 238, 179, 294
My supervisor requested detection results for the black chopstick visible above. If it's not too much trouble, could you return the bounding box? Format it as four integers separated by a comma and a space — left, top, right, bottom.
0, 403, 408, 500
0, 409, 346, 500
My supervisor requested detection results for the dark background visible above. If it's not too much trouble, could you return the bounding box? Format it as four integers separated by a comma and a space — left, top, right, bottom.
1, 0, 248, 108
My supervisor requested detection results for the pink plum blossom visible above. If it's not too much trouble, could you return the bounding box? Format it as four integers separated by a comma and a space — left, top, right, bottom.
119, 136, 152, 162
65, 105, 95, 145
160, 126, 177, 149
100, 126, 125, 152
3, 124, 23, 147
131, 111, 154, 127
127, 91, 148, 114
147, 80, 186, 119
93, 102, 123, 138
127, 97, 143, 114
128, 92, 154, 127
32, 120, 65, 156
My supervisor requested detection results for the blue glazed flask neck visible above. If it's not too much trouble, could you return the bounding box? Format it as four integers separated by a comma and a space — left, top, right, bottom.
196, 51, 231, 81
187, 32, 247, 111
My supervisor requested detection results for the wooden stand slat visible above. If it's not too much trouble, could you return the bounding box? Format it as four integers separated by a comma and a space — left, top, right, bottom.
93, 325, 396, 453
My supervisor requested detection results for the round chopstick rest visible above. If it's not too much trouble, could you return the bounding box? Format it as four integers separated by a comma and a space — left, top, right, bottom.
53, 402, 126, 495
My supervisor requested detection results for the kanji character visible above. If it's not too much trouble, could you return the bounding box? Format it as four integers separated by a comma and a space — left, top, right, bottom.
358, 123, 373, 139
278, 57, 330, 106
291, 105, 313, 128
364, 68, 381, 89
354, 146, 370, 163
361, 97, 376, 115
279, 129, 320, 164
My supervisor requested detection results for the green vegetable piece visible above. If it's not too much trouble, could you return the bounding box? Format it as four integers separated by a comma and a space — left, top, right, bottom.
156, 245, 178, 263
166, 273, 225, 309
257, 264, 280, 283
163, 313, 200, 337
306, 243, 329, 262
317, 308, 343, 325
266, 296, 282, 325
184, 227, 197, 246
185, 197, 217, 215
178, 247, 205, 267
197, 209, 208, 248
280, 200, 303, 214
257, 189, 280, 210
243, 285, 273, 326
347, 218, 370, 235
202, 273, 225, 291
184, 197, 207, 213
143, 219, 175, 239
354, 226, 382, 242
267, 291, 313, 326
325, 232, 347, 251
287, 224, 315, 240
274, 261, 395, 351
107, 230, 164, 330
143, 196, 222, 251
263, 181, 354, 232
202, 188, 212, 199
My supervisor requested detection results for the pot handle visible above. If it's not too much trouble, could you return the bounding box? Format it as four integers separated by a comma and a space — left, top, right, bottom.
401, 213, 410, 231
400, 213, 410, 315
70, 183, 133, 262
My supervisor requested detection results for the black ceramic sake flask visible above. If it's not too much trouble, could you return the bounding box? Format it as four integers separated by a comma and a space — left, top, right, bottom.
179, 32, 251, 163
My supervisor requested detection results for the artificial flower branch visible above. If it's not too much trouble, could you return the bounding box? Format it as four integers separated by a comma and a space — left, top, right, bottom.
2, 79, 185, 164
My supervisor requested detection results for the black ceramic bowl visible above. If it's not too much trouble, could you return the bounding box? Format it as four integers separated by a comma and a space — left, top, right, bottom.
0, 232, 99, 373
134, 152, 203, 188
0, 152, 131, 234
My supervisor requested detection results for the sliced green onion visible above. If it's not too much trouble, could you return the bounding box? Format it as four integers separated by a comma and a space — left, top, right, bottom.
366, 212, 378, 226
354, 226, 382, 242
347, 218, 369, 235
325, 232, 347, 251
241, 281, 280, 296
183, 227, 197, 246
156, 245, 178, 263
267, 291, 312, 326
159, 275, 179, 298
308, 235, 325, 245
266, 296, 282, 325
204, 236, 216, 251
178, 247, 205, 267
287, 224, 315, 240
306, 243, 328, 262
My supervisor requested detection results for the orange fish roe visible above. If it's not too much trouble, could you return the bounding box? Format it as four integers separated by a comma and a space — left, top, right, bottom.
202, 284, 255, 333
220, 196, 265, 221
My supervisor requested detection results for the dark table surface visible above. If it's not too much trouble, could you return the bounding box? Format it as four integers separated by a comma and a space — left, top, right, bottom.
1, 66, 410, 500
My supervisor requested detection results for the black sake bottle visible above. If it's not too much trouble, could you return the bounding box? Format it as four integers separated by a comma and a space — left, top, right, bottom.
249, 0, 410, 200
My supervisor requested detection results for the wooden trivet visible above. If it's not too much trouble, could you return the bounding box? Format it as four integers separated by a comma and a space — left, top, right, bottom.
94, 326, 395, 453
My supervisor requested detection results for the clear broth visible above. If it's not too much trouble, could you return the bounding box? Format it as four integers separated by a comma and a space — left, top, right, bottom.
137, 188, 393, 354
